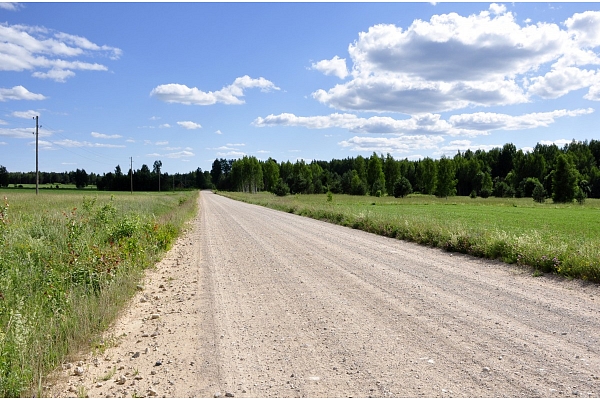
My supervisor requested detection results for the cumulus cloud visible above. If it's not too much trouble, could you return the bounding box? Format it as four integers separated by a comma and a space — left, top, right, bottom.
253, 112, 455, 134
527, 67, 597, 99
0, 86, 46, 101
32, 69, 76, 82
12, 109, 39, 119
150, 75, 279, 105
177, 121, 202, 129
310, 56, 349, 79
339, 135, 445, 154
255, 108, 591, 137
312, 6, 600, 113
448, 108, 594, 131
0, 23, 121, 82
91, 131, 122, 139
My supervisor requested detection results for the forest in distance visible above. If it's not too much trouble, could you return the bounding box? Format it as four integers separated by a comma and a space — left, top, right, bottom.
2, 139, 600, 203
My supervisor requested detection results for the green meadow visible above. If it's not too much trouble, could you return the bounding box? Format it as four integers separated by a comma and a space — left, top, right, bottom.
221, 192, 600, 283
0, 189, 198, 396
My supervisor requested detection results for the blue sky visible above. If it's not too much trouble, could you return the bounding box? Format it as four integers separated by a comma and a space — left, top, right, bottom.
2, 2, 600, 174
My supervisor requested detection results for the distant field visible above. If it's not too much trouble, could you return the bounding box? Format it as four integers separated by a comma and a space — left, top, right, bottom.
221, 192, 600, 283
0, 189, 198, 396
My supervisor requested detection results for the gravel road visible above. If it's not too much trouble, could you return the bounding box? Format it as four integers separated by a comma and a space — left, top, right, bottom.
50, 191, 600, 398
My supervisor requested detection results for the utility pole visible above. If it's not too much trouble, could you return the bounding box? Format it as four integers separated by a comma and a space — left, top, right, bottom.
33, 116, 39, 195
130, 157, 133, 194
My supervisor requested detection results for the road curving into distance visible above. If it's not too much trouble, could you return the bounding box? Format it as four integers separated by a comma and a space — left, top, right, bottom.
50, 190, 600, 398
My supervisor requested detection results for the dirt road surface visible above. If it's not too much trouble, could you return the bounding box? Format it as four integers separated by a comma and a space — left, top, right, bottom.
49, 191, 600, 398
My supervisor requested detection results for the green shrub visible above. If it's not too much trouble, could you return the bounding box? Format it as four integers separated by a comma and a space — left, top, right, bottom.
532, 183, 546, 203
393, 177, 412, 198
273, 178, 290, 197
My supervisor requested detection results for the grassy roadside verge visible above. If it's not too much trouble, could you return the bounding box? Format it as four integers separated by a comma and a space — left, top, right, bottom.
219, 191, 600, 284
0, 190, 198, 397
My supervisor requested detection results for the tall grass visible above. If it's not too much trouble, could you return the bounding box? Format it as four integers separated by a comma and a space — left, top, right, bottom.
0, 190, 198, 396
221, 192, 600, 283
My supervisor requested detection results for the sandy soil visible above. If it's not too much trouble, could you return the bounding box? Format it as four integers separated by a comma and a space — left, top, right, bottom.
48, 191, 600, 398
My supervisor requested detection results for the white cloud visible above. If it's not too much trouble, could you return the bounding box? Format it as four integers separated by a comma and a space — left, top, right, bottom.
33, 140, 55, 150
255, 112, 479, 136
12, 109, 39, 119
151, 150, 195, 159
149, 116, 160, 120
166, 150, 194, 159
32, 68, 76, 82
339, 135, 445, 154
0, 2, 23, 11
312, 7, 600, 114
448, 108, 594, 131
216, 150, 245, 157
155, 141, 168, 146
226, 143, 245, 147
215, 130, 223, 135
527, 67, 597, 99
311, 56, 349, 79
564, 11, 600, 48
488, 3, 506, 15
255, 107, 593, 137
91, 131, 122, 139
0, 119, 6, 125
150, 75, 280, 105
177, 121, 202, 130
435, 140, 501, 156
53, 139, 125, 148
0, 86, 46, 101
0, 23, 121, 82
539, 139, 571, 147
159, 123, 171, 128
0, 127, 51, 139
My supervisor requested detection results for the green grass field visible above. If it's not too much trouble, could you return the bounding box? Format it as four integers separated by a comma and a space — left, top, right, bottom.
5, 183, 97, 190
0, 189, 198, 396
221, 192, 600, 283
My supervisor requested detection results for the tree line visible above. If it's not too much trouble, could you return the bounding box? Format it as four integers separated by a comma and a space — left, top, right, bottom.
209, 139, 600, 203
2, 139, 599, 203
0, 162, 212, 192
